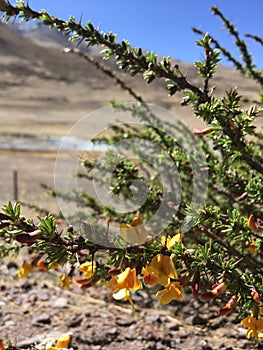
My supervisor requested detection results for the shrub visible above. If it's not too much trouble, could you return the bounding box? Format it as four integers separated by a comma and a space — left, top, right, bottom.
1, 1, 263, 345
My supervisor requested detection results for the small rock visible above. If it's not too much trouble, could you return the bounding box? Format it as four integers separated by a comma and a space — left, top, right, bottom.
37, 290, 50, 301
31, 313, 51, 326
166, 321, 180, 331
208, 317, 225, 329
66, 314, 83, 327
189, 314, 208, 325
148, 341, 165, 350
49, 296, 68, 308
116, 318, 135, 327
21, 282, 33, 291
28, 294, 38, 304
7, 261, 18, 269
156, 315, 168, 323
3, 320, 15, 327
17, 337, 40, 349
106, 327, 118, 336
0, 300, 6, 307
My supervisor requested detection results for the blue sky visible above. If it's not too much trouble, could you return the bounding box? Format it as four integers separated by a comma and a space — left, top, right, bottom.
26, 0, 263, 68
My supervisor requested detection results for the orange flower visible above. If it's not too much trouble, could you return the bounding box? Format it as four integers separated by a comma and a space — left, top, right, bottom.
156, 282, 183, 304
0, 339, 5, 350
56, 334, 71, 348
241, 316, 263, 339
37, 260, 49, 272
46, 334, 71, 349
17, 261, 34, 278
142, 254, 178, 286
120, 211, 148, 244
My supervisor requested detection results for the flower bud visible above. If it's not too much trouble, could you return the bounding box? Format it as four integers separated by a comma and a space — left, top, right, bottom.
191, 269, 200, 298
193, 126, 213, 136
76, 276, 100, 290
248, 214, 260, 232
211, 281, 227, 296
15, 230, 42, 244
37, 260, 49, 272
200, 281, 227, 301
179, 272, 192, 286
236, 192, 248, 202
0, 339, 5, 350
251, 289, 261, 303
218, 295, 237, 316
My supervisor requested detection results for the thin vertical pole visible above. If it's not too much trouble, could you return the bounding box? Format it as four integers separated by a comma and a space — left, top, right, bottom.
13, 169, 18, 201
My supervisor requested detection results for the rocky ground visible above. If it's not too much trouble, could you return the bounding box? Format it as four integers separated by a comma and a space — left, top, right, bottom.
0, 259, 262, 350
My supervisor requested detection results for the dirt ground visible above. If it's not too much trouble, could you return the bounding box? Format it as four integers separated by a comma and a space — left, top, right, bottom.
0, 259, 261, 350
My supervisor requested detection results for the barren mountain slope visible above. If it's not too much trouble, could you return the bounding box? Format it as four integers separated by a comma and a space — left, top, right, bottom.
0, 22, 261, 137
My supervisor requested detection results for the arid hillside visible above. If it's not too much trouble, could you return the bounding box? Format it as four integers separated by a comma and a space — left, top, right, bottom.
0, 22, 261, 137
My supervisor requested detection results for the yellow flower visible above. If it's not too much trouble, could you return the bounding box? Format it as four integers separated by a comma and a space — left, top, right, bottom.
156, 281, 183, 304
120, 211, 148, 244
59, 274, 72, 289
246, 238, 260, 254
56, 334, 71, 348
79, 261, 96, 277
107, 267, 142, 314
45, 334, 71, 350
241, 316, 263, 339
108, 267, 142, 291
142, 254, 178, 286
17, 261, 34, 278
161, 231, 182, 250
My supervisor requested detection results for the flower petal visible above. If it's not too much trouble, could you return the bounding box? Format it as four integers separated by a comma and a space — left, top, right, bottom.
113, 288, 130, 300
162, 255, 178, 279
241, 316, 256, 327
